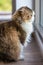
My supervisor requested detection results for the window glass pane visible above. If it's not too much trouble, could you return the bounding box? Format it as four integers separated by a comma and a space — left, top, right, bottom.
0, 0, 12, 12
0, 0, 12, 20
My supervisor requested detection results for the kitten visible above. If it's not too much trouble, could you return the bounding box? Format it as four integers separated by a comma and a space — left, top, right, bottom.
0, 6, 35, 61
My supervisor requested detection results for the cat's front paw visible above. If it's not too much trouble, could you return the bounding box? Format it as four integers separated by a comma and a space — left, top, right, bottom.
24, 42, 28, 47
18, 55, 24, 61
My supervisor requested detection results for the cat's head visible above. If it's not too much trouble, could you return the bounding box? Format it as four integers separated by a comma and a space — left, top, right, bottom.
12, 6, 35, 24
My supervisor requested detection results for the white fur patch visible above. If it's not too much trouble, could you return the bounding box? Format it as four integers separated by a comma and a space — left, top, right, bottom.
18, 44, 24, 60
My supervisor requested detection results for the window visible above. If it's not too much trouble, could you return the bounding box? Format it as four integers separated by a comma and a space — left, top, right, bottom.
35, 0, 43, 28
40, 0, 43, 27
0, 0, 12, 21
35, 0, 43, 42
16, 0, 33, 10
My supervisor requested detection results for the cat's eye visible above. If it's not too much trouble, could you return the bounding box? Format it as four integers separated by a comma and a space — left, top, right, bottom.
31, 15, 32, 16
27, 16, 29, 17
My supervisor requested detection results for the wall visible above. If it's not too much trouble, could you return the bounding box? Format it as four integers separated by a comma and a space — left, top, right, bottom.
16, 0, 34, 10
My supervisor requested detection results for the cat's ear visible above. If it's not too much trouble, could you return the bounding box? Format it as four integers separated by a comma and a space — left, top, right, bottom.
18, 10, 23, 15
18, 8, 25, 14
18, 10, 24, 16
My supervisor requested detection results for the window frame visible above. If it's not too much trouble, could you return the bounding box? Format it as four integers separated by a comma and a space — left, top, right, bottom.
0, 11, 12, 21
35, 0, 43, 43
40, 0, 43, 27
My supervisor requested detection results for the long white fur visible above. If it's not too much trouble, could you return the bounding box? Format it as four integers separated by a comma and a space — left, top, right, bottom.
18, 44, 24, 59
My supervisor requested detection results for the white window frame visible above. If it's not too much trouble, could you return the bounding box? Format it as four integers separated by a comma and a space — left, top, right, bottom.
0, 11, 12, 21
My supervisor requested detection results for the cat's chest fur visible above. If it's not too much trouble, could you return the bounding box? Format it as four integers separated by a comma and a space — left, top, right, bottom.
21, 22, 33, 34
21, 21, 33, 47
